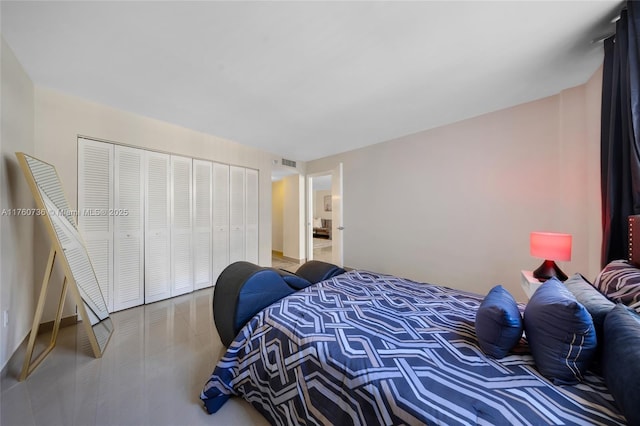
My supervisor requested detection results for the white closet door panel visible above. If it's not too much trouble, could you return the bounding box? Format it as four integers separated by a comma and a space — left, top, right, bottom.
193, 160, 212, 290
147, 153, 171, 230
229, 166, 245, 228
172, 233, 193, 295
212, 228, 229, 282
212, 163, 229, 282
213, 163, 230, 227
171, 155, 193, 296
145, 151, 171, 303
229, 166, 245, 263
114, 146, 144, 311
194, 232, 212, 286
78, 138, 114, 312
229, 230, 245, 263
194, 160, 212, 229
145, 231, 171, 302
171, 156, 192, 229
245, 168, 259, 264
84, 239, 112, 311
78, 139, 113, 234
115, 146, 144, 231
114, 234, 143, 310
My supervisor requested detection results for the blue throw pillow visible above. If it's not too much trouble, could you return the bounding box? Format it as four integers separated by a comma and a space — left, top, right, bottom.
602, 304, 640, 425
475, 285, 523, 359
524, 277, 597, 385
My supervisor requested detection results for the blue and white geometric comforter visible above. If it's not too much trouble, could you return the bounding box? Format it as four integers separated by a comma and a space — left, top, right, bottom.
201, 270, 625, 425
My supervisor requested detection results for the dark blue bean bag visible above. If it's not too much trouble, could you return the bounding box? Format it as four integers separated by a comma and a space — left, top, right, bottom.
213, 260, 346, 347
295, 260, 345, 283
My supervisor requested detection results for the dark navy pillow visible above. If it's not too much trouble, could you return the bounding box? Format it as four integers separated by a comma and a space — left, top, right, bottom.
524, 277, 597, 385
475, 285, 523, 359
275, 269, 312, 290
602, 304, 640, 425
564, 273, 615, 372
564, 274, 615, 336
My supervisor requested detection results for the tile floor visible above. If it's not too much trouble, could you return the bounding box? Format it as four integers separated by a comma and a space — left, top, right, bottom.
1, 251, 338, 426
312, 240, 333, 264
1, 287, 269, 426
271, 238, 333, 269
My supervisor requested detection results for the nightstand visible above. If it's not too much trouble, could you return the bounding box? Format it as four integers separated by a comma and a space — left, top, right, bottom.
520, 270, 543, 300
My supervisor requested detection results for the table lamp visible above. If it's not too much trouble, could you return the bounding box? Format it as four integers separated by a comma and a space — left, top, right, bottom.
530, 232, 572, 282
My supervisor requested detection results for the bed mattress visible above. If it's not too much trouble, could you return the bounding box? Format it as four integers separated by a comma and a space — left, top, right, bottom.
201, 270, 624, 425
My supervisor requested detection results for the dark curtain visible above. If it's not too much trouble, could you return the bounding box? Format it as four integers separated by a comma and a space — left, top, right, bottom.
601, 2, 640, 265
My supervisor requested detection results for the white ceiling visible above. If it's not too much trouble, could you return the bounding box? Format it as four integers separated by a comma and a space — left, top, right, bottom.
1, 1, 621, 162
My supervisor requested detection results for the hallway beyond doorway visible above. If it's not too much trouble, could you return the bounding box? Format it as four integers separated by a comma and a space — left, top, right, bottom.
313, 237, 332, 263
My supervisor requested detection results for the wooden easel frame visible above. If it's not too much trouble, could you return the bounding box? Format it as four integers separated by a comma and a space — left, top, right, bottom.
16, 152, 113, 381
20, 248, 68, 380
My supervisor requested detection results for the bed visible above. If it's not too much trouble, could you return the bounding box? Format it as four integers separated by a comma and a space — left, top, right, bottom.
201, 269, 628, 425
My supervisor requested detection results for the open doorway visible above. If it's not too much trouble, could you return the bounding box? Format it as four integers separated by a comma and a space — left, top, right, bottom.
271, 167, 305, 270
307, 163, 343, 267
309, 174, 333, 263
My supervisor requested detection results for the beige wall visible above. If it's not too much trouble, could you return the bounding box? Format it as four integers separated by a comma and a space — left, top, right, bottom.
307, 73, 603, 302
1, 70, 281, 370
0, 43, 605, 370
31, 87, 277, 319
585, 66, 604, 279
1, 38, 36, 370
272, 180, 284, 252
282, 174, 305, 260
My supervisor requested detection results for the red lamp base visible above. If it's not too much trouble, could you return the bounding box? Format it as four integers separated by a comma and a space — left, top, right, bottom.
533, 259, 568, 282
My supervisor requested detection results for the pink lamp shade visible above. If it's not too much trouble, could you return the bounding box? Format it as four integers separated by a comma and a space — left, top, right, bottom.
530, 232, 572, 261
530, 232, 572, 281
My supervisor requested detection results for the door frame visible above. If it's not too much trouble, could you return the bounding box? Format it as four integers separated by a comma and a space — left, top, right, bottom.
306, 165, 343, 266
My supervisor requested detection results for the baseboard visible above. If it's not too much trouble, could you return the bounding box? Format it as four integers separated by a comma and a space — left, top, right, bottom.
38, 314, 78, 334
1, 314, 78, 381
272, 250, 305, 264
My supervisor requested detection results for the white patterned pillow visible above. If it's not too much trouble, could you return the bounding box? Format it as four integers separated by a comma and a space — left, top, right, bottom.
594, 260, 640, 313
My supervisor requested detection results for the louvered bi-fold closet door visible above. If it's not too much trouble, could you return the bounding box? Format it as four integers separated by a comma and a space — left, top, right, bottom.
245, 168, 259, 264
193, 159, 212, 290
212, 162, 229, 283
171, 155, 194, 296
77, 138, 114, 312
113, 146, 145, 311
145, 151, 171, 303
229, 166, 246, 264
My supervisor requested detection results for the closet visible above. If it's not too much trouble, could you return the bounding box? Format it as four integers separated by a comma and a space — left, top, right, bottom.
77, 137, 259, 312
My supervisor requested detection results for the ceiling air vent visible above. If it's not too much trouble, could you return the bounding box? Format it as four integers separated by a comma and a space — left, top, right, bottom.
282, 158, 297, 168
